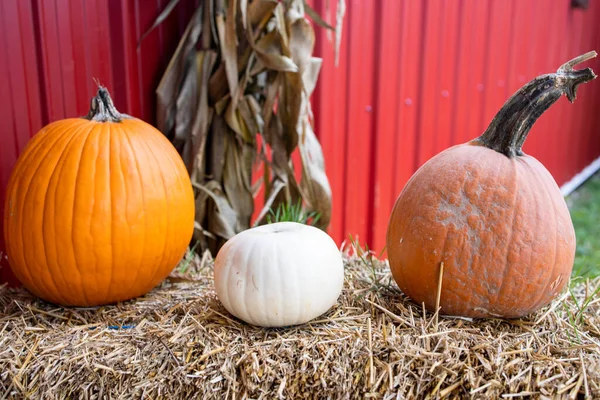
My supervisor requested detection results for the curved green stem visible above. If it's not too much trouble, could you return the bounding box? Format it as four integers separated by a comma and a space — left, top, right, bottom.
473, 51, 597, 157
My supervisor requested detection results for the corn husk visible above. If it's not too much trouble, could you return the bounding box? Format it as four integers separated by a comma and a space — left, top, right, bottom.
154, 0, 345, 254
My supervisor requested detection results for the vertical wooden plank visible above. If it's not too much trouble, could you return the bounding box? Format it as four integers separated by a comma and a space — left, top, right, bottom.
343, 0, 377, 245
450, 1, 471, 146
0, 0, 18, 182
453, 1, 493, 146
106, 0, 131, 114
464, 0, 491, 142
67, 0, 114, 115
547, 2, 575, 185
371, 0, 404, 252
393, 0, 425, 198
534, 1, 563, 181
416, 0, 443, 166
36, 0, 67, 122
416, 0, 462, 164
566, 6, 586, 182
3, 1, 43, 150
433, 0, 461, 153
53, 0, 79, 117
520, 0, 550, 168
16, 0, 45, 140
0, 1, 19, 286
86, 0, 116, 94
135, 0, 162, 122
480, 0, 514, 139
505, 2, 537, 104
313, 0, 350, 245
123, 0, 143, 119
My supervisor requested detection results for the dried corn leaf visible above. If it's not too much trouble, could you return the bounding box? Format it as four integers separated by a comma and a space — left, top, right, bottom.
201, 0, 213, 49
299, 119, 332, 229
263, 115, 289, 180
223, 133, 255, 231
253, 178, 286, 226
303, 0, 335, 30
153, 0, 345, 254
256, 54, 298, 72
208, 64, 230, 102
215, 94, 231, 116
274, 3, 290, 55
248, 0, 277, 26
156, 7, 203, 137
189, 51, 218, 183
216, 1, 239, 102
238, 95, 263, 137
252, 30, 299, 72
303, 57, 322, 97
195, 180, 238, 240
224, 100, 244, 138
289, 17, 315, 73
247, 96, 264, 131
193, 185, 210, 247
224, 72, 251, 138
240, 0, 248, 29
285, 1, 305, 24
190, 106, 214, 183
279, 17, 315, 153
261, 72, 281, 129
248, 55, 266, 76
208, 115, 228, 184
261, 157, 271, 196
139, 0, 182, 44
176, 52, 198, 157
335, 0, 346, 66
280, 72, 302, 153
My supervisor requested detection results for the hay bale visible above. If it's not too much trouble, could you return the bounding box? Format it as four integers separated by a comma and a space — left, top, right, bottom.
1, 252, 599, 399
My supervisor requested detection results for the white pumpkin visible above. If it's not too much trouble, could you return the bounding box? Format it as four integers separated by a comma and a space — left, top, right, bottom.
213, 222, 344, 327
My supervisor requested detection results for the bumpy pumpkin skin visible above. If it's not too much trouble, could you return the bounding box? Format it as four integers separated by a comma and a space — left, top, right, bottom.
386, 143, 576, 318
3, 94, 195, 306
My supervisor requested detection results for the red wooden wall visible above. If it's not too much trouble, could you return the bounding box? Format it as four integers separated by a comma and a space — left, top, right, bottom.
1, 0, 600, 286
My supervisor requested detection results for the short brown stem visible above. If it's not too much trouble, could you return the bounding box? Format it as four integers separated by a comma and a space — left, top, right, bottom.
83, 86, 126, 123
473, 51, 597, 157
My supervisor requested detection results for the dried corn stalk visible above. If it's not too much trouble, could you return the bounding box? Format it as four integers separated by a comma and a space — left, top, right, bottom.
154, 0, 345, 254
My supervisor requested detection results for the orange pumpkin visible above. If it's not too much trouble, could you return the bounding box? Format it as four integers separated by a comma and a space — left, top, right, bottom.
3, 86, 195, 306
386, 52, 597, 318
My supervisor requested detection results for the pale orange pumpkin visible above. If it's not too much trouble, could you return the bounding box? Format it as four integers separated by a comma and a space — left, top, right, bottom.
386, 52, 597, 318
3, 86, 195, 306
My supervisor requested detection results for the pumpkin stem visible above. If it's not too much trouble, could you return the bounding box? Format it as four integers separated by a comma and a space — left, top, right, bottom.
83, 86, 127, 122
473, 51, 597, 157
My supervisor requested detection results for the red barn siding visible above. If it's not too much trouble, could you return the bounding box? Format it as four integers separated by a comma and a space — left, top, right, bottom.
1, 0, 600, 286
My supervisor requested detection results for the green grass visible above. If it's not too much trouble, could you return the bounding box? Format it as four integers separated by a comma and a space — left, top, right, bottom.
566, 171, 600, 278
266, 200, 321, 226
